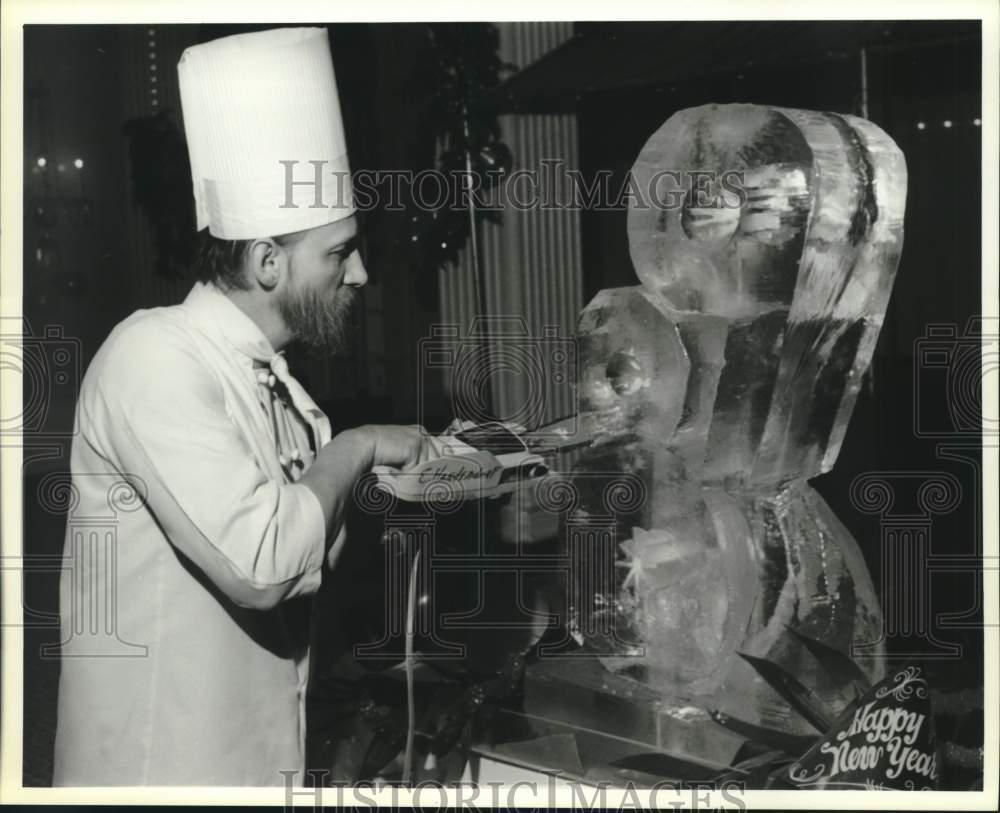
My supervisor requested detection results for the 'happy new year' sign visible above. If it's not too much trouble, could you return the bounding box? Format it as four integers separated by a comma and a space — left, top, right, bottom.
777, 665, 939, 790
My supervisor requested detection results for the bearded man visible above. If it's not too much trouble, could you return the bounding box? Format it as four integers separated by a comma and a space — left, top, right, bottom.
52, 27, 432, 786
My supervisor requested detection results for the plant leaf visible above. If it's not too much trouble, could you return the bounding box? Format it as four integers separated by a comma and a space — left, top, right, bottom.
713, 749, 794, 788
608, 751, 726, 781
783, 624, 871, 699
358, 723, 406, 781
736, 651, 834, 734
707, 708, 817, 756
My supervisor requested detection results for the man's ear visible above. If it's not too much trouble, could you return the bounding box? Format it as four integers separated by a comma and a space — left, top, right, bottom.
247, 239, 287, 290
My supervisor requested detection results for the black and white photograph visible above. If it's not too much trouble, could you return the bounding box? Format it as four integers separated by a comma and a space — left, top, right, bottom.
1, 0, 996, 807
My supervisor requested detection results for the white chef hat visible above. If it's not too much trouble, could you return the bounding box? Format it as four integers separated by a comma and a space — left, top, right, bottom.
178, 27, 355, 240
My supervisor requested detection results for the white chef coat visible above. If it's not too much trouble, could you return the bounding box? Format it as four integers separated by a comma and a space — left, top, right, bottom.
53, 281, 335, 786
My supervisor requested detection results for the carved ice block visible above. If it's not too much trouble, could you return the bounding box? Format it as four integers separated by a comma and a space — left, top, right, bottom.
569, 104, 906, 735
628, 103, 906, 484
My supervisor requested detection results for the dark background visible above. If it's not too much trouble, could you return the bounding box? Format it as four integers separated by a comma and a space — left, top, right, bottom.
18, 21, 986, 786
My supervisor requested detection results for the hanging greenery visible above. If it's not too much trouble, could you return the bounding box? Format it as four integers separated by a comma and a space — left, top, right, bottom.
408, 23, 516, 277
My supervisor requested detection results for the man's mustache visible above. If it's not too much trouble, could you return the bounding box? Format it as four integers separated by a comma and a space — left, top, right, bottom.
334, 284, 361, 315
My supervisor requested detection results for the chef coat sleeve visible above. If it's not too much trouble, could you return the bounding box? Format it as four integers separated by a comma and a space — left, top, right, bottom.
88, 317, 327, 610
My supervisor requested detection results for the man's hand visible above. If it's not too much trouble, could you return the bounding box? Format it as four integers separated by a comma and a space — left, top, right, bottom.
298, 424, 439, 542
361, 424, 439, 471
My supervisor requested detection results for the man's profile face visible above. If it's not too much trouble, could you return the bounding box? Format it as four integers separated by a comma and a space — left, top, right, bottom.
276, 216, 368, 355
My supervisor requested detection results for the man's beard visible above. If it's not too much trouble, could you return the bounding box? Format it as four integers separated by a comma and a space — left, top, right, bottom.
278, 282, 361, 356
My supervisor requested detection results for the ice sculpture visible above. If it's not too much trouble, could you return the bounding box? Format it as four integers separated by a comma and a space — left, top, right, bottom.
568, 104, 906, 735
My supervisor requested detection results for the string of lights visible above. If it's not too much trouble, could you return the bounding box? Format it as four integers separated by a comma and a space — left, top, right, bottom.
915, 118, 982, 130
